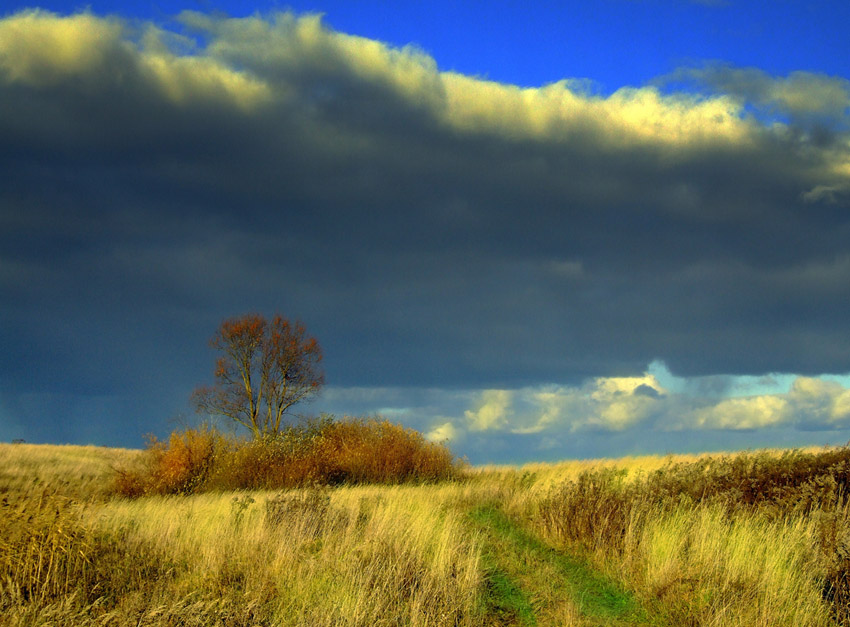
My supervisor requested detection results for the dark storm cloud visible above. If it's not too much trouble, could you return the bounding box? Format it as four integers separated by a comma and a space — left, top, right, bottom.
2, 9, 850, 447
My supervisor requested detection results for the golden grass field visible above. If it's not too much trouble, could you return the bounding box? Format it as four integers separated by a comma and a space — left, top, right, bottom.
3, 438, 850, 626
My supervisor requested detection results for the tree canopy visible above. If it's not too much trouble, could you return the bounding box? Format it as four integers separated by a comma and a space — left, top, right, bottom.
192, 313, 324, 439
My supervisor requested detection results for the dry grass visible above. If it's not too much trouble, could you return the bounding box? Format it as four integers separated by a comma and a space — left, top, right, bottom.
0, 442, 140, 500
515, 447, 850, 626
469, 446, 834, 499
4, 441, 850, 625
86, 485, 482, 626
1, 446, 482, 626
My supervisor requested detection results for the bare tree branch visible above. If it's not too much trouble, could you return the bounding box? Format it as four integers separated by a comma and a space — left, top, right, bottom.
192, 313, 324, 439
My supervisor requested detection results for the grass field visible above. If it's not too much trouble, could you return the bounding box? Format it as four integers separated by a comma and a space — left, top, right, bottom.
3, 440, 850, 626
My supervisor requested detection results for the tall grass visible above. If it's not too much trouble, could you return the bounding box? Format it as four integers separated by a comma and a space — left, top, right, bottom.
5, 441, 850, 625
0, 442, 139, 500
1, 475, 482, 625
90, 485, 482, 626
522, 447, 850, 626
628, 503, 828, 625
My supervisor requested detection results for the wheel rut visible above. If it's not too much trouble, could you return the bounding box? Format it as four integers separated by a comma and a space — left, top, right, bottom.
468, 504, 661, 626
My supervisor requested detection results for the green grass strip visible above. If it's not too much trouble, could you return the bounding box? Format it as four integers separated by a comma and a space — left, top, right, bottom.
478, 556, 537, 626
470, 504, 653, 625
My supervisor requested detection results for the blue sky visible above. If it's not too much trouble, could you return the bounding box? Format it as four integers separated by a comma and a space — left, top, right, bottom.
19, 1, 850, 89
2, 1, 850, 463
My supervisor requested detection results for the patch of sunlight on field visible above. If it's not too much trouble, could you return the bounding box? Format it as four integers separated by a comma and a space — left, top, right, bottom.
626, 503, 830, 626
0, 442, 140, 499
472, 445, 840, 495
93, 483, 482, 626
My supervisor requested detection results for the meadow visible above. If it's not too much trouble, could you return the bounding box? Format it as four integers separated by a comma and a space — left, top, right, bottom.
3, 424, 850, 626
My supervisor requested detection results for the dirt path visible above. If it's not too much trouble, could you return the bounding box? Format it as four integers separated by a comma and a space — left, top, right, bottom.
469, 505, 661, 626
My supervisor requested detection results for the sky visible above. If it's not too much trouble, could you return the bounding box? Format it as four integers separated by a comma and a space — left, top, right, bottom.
2, 1, 850, 463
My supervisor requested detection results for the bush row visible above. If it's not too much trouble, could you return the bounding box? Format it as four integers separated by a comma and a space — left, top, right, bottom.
113, 416, 463, 496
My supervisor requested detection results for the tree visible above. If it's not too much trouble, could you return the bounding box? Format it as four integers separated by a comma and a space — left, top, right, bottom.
192, 313, 324, 440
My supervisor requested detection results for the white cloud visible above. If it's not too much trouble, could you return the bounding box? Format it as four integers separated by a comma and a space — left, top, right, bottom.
581, 374, 664, 431
178, 10, 443, 110
440, 73, 748, 147
0, 10, 755, 149
139, 50, 271, 111
426, 421, 459, 443
459, 374, 668, 435
788, 377, 850, 427
768, 72, 850, 119
180, 10, 755, 148
465, 389, 512, 432
671, 65, 850, 121
452, 370, 850, 436
310, 370, 850, 463
0, 10, 272, 111
0, 10, 124, 85
692, 395, 789, 430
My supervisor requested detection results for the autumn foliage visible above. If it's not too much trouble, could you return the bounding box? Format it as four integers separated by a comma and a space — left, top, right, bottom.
114, 313, 463, 495
113, 416, 463, 496
192, 313, 324, 440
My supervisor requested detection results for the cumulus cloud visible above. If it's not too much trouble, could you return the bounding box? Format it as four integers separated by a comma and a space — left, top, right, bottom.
313, 368, 850, 462
691, 395, 789, 430
788, 377, 850, 428
451, 374, 668, 437
439, 74, 748, 147
0, 10, 124, 85
423, 368, 850, 445
426, 421, 459, 443
0, 9, 774, 152
667, 65, 850, 142
465, 390, 513, 431
0, 10, 272, 110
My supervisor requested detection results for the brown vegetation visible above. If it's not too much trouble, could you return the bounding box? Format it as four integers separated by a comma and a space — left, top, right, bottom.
112, 416, 464, 497
531, 447, 850, 625
192, 313, 325, 440
7, 442, 850, 625
0, 465, 479, 626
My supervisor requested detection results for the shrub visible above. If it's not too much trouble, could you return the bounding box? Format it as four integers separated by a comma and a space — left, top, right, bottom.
639, 447, 850, 514
308, 418, 461, 485
113, 426, 221, 496
113, 416, 463, 496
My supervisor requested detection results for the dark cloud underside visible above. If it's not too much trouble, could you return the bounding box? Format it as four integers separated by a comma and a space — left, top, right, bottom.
1, 10, 850, 448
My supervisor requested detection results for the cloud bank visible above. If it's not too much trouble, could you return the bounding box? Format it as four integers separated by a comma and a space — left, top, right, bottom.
1, 10, 850, 459
319, 363, 850, 462
454, 368, 850, 438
